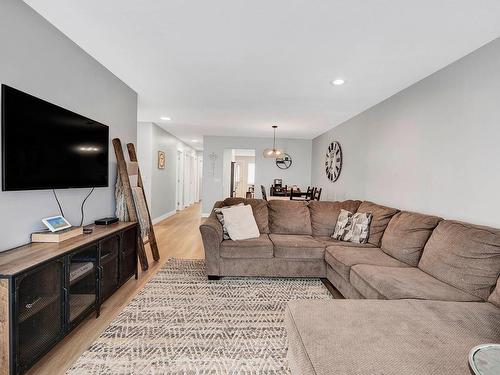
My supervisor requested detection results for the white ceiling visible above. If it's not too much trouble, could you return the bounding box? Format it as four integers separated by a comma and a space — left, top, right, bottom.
25, 1, 500, 150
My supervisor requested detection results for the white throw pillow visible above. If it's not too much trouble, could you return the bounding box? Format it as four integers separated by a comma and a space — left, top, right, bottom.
214, 203, 244, 239
222, 204, 260, 241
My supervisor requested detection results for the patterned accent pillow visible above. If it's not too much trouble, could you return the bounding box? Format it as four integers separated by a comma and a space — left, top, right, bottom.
214, 203, 244, 239
332, 209, 353, 240
344, 212, 373, 244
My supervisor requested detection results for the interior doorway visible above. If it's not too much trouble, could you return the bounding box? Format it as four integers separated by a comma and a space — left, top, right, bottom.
197, 156, 203, 202
176, 151, 183, 210
183, 153, 190, 208
223, 149, 256, 199
176, 150, 202, 211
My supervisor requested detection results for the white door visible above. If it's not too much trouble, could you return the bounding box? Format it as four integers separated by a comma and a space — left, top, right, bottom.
194, 156, 199, 202
198, 157, 203, 202
190, 155, 195, 204
176, 151, 183, 210
183, 153, 190, 207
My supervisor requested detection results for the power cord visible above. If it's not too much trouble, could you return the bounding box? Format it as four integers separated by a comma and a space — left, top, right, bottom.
52, 189, 65, 217
80, 187, 95, 227
52, 187, 95, 227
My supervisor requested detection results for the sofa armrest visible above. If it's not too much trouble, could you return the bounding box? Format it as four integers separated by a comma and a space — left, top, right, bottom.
199, 215, 223, 276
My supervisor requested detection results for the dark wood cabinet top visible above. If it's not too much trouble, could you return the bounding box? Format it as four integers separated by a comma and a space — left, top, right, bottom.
0, 222, 137, 276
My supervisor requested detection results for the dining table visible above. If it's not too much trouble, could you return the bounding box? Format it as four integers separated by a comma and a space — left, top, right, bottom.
267, 196, 291, 201
268, 195, 310, 201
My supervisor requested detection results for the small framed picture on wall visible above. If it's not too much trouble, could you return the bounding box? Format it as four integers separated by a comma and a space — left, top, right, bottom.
158, 151, 166, 169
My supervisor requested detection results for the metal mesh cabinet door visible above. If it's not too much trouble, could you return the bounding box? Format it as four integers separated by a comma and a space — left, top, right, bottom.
99, 235, 120, 302
120, 227, 137, 284
15, 259, 64, 373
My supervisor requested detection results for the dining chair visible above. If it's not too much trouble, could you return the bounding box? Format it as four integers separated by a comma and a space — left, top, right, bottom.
291, 186, 311, 201
313, 187, 322, 201
260, 185, 268, 201
289, 186, 302, 200
305, 186, 314, 200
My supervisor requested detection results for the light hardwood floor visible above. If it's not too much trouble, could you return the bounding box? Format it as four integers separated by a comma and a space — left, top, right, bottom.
28, 203, 205, 375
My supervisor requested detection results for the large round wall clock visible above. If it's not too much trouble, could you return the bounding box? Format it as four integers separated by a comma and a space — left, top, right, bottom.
325, 141, 342, 182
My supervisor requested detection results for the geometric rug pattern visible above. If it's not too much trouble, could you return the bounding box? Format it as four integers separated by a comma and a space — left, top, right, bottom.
66, 259, 333, 374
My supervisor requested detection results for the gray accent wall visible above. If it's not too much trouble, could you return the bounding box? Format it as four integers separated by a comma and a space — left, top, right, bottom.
202, 136, 312, 214
312, 37, 500, 227
0, 0, 138, 251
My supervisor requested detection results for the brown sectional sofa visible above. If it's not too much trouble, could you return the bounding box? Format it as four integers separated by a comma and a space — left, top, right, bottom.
201, 198, 329, 278
199, 197, 500, 374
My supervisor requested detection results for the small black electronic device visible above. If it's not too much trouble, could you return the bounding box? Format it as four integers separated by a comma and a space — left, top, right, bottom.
95, 217, 119, 225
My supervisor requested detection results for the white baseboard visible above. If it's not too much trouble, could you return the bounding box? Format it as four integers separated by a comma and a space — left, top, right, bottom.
201, 212, 210, 218
152, 210, 177, 224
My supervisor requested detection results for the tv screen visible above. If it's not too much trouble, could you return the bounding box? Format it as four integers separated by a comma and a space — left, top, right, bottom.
1, 84, 109, 191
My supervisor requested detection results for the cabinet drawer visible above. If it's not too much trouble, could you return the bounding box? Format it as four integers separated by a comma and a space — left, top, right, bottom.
99, 235, 120, 260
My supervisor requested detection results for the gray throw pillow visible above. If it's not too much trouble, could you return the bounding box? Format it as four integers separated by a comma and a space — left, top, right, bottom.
344, 212, 373, 244
214, 203, 244, 239
332, 209, 353, 240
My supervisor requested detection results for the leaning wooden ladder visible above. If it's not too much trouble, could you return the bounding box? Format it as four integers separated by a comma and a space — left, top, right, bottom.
113, 138, 160, 271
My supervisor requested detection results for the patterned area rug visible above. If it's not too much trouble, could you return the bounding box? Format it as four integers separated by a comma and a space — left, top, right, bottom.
67, 259, 333, 374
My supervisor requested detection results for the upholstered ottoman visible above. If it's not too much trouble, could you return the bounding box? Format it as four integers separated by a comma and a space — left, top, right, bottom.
285, 299, 500, 375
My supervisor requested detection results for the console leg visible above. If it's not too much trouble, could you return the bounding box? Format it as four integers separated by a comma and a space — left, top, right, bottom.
207, 275, 220, 280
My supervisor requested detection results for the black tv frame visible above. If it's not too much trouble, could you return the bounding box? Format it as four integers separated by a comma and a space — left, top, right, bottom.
1, 84, 110, 191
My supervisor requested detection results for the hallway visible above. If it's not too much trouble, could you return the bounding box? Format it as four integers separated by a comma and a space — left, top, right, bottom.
29, 203, 205, 374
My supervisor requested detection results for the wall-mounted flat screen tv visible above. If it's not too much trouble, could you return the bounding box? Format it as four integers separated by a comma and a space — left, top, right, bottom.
1, 84, 109, 191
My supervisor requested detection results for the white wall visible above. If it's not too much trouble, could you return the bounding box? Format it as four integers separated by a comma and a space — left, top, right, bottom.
312, 37, 500, 227
137, 122, 153, 205
202, 136, 312, 214
0, 0, 137, 251
137, 122, 198, 222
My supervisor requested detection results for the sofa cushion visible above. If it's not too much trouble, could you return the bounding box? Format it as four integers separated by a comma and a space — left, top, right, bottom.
315, 237, 377, 248
488, 277, 500, 308
357, 201, 399, 247
270, 234, 325, 259
326, 265, 364, 299
220, 234, 273, 259
325, 246, 409, 281
381, 211, 442, 266
308, 200, 362, 237
268, 200, 312, 235
418, 220, 500, 300
285, 299, 500, 375
350, 264, 482, 301
223, 198, 270, 234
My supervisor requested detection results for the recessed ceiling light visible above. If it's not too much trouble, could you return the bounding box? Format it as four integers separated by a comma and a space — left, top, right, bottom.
191, 139, 199, 143
160, 116, 171, 121
331, 79, 345, 86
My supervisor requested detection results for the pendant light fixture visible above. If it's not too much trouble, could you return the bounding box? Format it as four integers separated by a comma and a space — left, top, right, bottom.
263, 125, 285, 158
